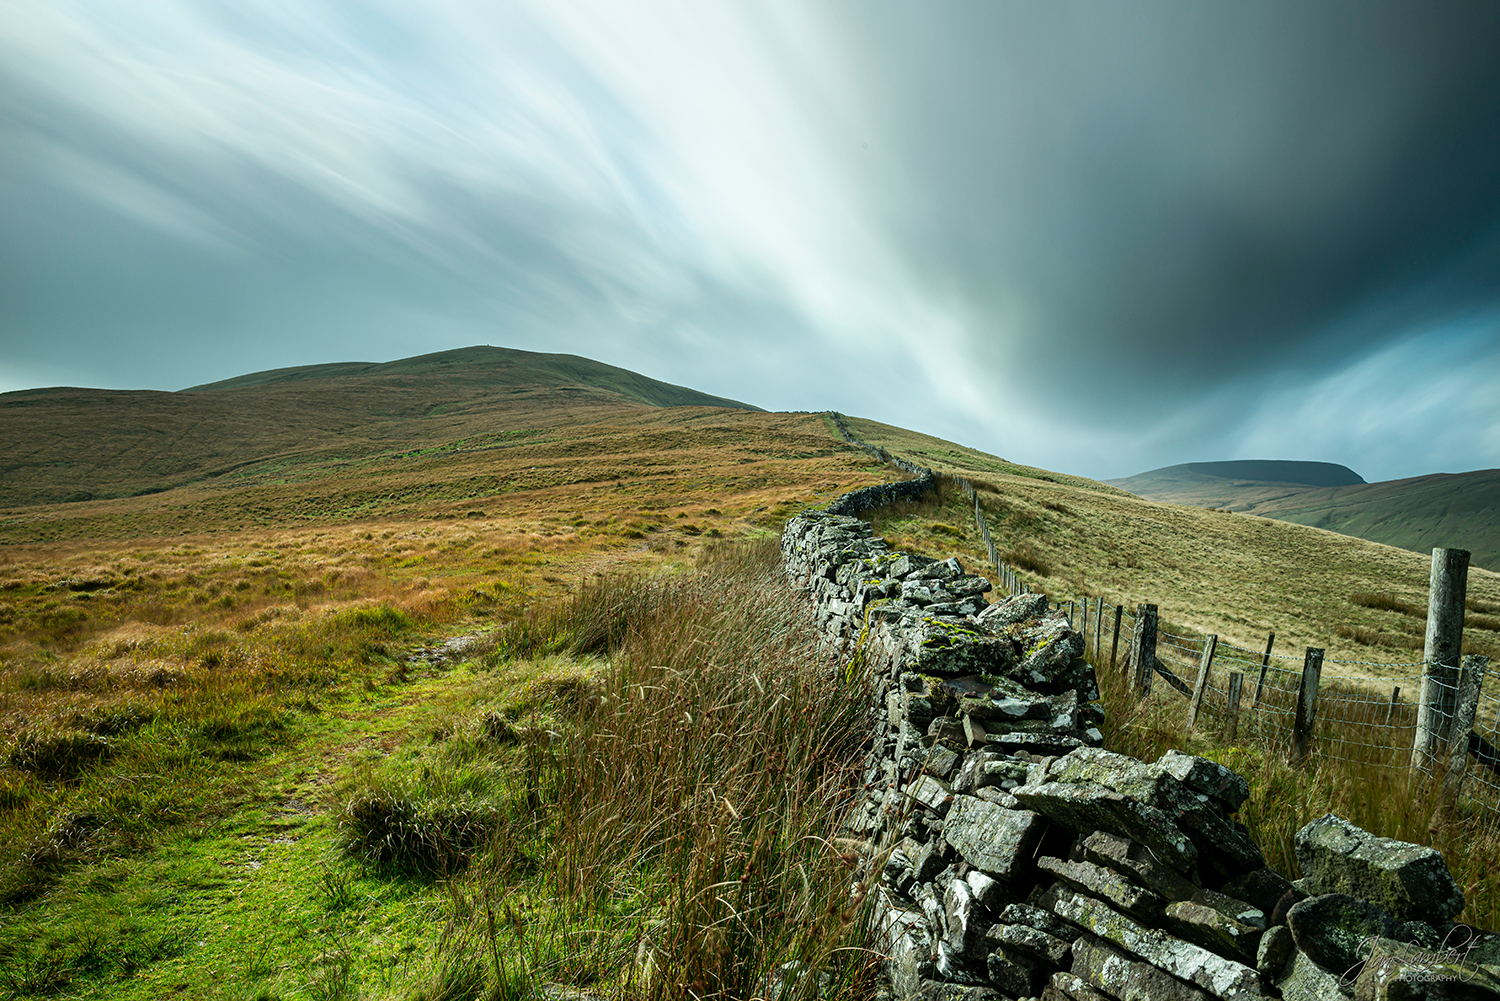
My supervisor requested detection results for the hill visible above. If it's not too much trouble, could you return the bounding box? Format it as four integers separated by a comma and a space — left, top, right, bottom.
1108, 460, 1500, 570
0, 345, 760, 508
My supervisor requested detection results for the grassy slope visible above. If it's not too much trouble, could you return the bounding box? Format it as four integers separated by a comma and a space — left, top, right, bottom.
1108, 464, 1500, 572
0, 346, 760, 508
845, 416, 1500, 675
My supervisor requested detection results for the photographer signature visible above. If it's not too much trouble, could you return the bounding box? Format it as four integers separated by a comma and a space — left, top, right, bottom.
1339, 925, 1487, 986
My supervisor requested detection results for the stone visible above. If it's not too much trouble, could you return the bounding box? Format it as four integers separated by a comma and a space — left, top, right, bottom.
913, 980, 1005, 1001
965, 869, 1006, 911
1069, 932, 1217, 1001
1078, 830, 1200, 902
1277, 946, 1350, 1001
1191, 889, 1266, 930
942, 795, 1045, 881
977, 592, 1050, 630
1255, 925, 1293, 979
988, 921, 1074, 966
1286, 893, 1397, 980
974, 787, 1020, 809
1163, 899, 1261, 963
1038, 856, 1167, 921
929, 718, 967, 747
1156, 750, 1250, 813
924, 744, 962, 780
944, 877, 993, 956
914, 621, 1024, 677
871, 886, 935, 1000
935, 940, 991, 985
1011, 781, 1198, 874
999, 902, 1078, 942
1295, 813, 1465, 924
1048, 888, 1266, 999
1354, 934, 1500, 1000
948, 750, 1032, 798
1221, 867, 1297, 919
963, 716, 988, 748
1042, 971, 1115, 1001
1393, 920, 1443, 951
987, 945, 1046, 996
908, 774, 955, 816
987, 733, 1088, 755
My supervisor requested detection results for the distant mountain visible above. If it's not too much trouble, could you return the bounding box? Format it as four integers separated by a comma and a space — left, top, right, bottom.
1108, 460, 1500, 571
0, 346, 761, 507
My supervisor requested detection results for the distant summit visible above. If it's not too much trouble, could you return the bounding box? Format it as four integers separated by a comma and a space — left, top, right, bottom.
1163, 460, 1365, 487
183, 345, 761, 412
1107, 458, 1499, 571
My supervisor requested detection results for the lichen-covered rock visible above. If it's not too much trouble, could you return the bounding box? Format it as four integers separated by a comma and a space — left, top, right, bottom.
1078, 830, 1201, 902
913, 620, 1024, 677
1295, 814, 1466, 924
977, 592, 1050, 630
1038, 856, 1167, 921
942, 796, 1045, 880
1163, 899, 1261, 963
1042, 970, 1116, 1001
1157, 750, 1250, 814
1277, 947, 1349, 1001
1286, 893, 1397, 980
1222, 867, 1298, 920
1048, 888, 1266, 999
872, 886, 935, 1000
1354, 933, 1500, 1000
1255, 925, 1293, 978
1011, 780, 1198, 874
1069, 932, 1217, 1001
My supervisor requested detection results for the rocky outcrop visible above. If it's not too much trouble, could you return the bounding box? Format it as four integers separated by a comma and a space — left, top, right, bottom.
781, 506, 1497, 1001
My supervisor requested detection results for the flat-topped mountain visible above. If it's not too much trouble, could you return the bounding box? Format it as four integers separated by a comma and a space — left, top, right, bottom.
0, 345, 760, 507
1109, 459, 1500, 570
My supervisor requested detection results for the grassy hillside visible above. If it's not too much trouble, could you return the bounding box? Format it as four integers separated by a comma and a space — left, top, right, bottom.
5, 359, 1500, 996
845, 419, 1500, 675
0, 345, 759, 508
1109, 462, 1500, 571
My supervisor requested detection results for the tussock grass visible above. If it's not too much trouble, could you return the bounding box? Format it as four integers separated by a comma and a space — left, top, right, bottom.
1095, 646, 1500, 931
1351, 591, 1423, 616
393, 539, 876, 1000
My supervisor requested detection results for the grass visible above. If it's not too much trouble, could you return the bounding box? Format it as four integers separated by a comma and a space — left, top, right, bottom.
329, 540, 876, 1001
0, 396, 882, 999
845, 423, 1500, 677
1092, 628, 1500, 932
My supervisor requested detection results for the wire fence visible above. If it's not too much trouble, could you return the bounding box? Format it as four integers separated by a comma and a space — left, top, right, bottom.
823, 419, 1499, 820
1068, 598, 1500, 820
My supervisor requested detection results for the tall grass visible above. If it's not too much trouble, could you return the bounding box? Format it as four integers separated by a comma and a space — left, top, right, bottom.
1094, 644, 1500, 931
392, 539, 877, 1000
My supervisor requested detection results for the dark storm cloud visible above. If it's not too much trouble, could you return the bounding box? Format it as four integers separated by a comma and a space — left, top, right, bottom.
825, 2, 1500, 401
2, 1, 1498, 481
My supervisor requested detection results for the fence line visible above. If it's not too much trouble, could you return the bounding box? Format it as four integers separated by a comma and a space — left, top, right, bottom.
822, 418, 1500, 821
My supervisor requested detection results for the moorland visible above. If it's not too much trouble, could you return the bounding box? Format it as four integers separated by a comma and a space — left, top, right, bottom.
2, 346, 1499, 999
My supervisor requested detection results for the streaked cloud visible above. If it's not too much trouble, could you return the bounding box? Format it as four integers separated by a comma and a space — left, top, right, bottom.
2, 0, 1498, 480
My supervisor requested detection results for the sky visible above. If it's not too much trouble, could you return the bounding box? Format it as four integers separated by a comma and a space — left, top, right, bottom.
3, 1, 1500, 482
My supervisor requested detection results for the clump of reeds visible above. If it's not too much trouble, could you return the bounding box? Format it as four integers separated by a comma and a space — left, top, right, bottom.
410, 539, 878, 1000
1093, 643, 1500, 931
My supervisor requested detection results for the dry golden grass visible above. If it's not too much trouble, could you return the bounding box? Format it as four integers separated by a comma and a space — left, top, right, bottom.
847, 417, 1500, 679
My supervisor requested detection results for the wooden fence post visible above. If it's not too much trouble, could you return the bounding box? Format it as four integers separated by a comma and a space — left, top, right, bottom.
1431, 655, 1488, 831
1093, 598, 1104, 664
1289, 647, 1324, 768
1252, 632, 1275, 707
1109, 605, 1123, 672
1079, 599, 1089, 656
1131, 604, 1159, 696
1415, 548, 1471, 773
1226, 671, 1244, 740
1187, 634, 1218, 728
1385, 686, 1401, 728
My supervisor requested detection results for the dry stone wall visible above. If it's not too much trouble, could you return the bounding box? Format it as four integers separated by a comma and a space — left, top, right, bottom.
782, 507, 1500, 1001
